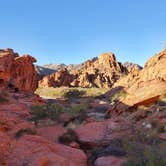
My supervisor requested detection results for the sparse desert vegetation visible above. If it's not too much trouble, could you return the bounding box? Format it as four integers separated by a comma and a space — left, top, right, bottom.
15, 128, 37, 138
29, 103, 65, 125
35, 87, 109, 99
1, 46, 166, 166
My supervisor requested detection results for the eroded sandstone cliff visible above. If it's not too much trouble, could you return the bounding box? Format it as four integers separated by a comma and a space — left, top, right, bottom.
0, 48, 38, 92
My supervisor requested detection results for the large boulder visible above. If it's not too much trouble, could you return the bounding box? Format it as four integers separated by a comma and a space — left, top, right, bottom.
37, 125, 66, 142
94, 156, 126, 166
8, 135, 87, 166
75, 119, 131, 148
0, 48, 38, 92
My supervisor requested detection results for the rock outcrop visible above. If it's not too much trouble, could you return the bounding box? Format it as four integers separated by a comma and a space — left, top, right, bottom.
0, 91, 87, 166
39, 52, 127, 88
0, 48, 38, 92
39, 67, 72, 87
8, 135, 87, 166
1, 47, 166, 166
114, 48, 166, 112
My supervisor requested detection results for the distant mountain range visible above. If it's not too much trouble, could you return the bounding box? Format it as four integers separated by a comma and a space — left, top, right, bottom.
35, 63, 83, 78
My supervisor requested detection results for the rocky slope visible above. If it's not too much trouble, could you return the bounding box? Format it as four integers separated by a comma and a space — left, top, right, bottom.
0, 48, 38, 92
113, 48, 166, 111
0, 48, 166, 166
35, 65, 56, 78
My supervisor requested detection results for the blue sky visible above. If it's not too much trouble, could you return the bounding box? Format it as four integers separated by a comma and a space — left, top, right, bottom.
0, 0, 166, 66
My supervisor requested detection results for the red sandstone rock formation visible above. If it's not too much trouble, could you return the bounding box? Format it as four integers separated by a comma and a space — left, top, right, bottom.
114, 48, 166, 111
8, 135, 87, 166
75, 119, 131, 147
1, 48, 166, 166
0, 92, 87, 166
39, 67, 72, 87
39, 52, 127, 88
0, 48, 38, 92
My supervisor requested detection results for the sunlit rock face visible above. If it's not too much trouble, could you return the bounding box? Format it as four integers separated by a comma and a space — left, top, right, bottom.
114, 48, 166, 111
39, 52, 128, 88
0, 48, 38, 92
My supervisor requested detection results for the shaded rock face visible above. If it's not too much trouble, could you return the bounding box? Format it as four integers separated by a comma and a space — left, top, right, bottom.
0, 48, 38, 92
39, 67, 72, 87
39, 52, 127, 88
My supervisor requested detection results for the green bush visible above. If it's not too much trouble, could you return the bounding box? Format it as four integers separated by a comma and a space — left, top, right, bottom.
122, 128, 166, 166
151, 120, 165, 133
15, 128, 36, 138
122, 142, 166, 166
89, 125, 166, 166
59, 128, 78, 144
67, 104, 88, 116
63, 89, 85, 100
110, 90, 127, 103
30, 103, 64, 125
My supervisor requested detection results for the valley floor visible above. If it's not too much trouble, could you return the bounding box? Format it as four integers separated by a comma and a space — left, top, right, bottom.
1, 87, 166, 166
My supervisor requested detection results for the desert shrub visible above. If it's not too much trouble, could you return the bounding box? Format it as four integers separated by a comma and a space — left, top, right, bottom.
122, 142, 166, 166
15, 128, 36, 138
30, 105, 47, 125
69, 104, 87, 115
88, 139, 127, 165
122, 127, 166, 166
0, 90, 9, 103
104, 113, 111, 119
110, 90, 127, 103
84, 88, 109, 97
89, 147, 105, 164
36, 87, 109, 99
46, 103, 64, 120
64, 103, 90, 120
89, 125, 166, 166
92, 138, 126, 158
95, 106, 109, 113
59, 128, 78, 144
151, 120, 165, 133
30, 103, 64, 125
63, 89, 85, 100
